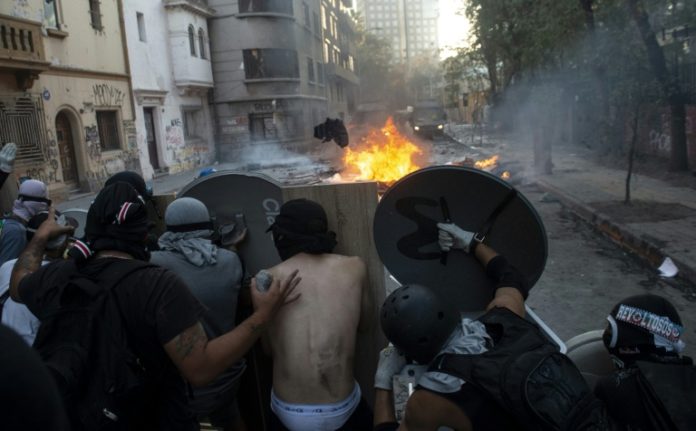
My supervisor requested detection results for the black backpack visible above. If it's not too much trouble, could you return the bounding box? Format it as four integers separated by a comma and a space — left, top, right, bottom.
429, 307, 611, 431
633, 359, 696, 431
31, 259, 157, 430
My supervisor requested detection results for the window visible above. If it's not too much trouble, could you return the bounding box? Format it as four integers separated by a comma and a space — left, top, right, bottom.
243, 49, 299, 79
182, 108, 204, 139
317, 62, 325, 85
188, 25, 197, 57
96, 111, 121, 151
249, 113, 277, 141
313, 12, 320, 35
303, 2, 311, 27
44, 0, 59, 29
136, 12, 146, 42
198, 28, 207, 59
307, 57, 315, 82
239, 0, 293, 15
249, 112, 301, 141
89, 0, 102, 30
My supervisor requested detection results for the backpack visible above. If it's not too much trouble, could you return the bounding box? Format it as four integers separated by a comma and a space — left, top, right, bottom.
632, 359, 696, 431
429, 307, 611, 431
31, 259, 157, 430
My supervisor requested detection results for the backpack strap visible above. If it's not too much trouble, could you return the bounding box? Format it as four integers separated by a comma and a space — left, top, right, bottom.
474, 188, 517, 243
0, 289, 10, 321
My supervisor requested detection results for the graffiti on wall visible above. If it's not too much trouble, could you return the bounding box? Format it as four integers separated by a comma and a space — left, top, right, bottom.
165, 124, 184, 148
85, 125, 102, 160
648, 130, 671, 153
92, 84, 126, 107
123, 120, 138, 150
84, 148, 142, 191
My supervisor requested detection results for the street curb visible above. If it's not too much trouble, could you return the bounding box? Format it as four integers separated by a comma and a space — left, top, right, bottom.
534, 179, 696, 287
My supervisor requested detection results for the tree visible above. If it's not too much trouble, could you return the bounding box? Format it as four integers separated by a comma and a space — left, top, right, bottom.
625, 0, 689, 171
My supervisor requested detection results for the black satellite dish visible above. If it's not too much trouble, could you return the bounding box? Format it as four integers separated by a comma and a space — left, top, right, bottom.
179, 171, 283, 275
374, 166, 547, 311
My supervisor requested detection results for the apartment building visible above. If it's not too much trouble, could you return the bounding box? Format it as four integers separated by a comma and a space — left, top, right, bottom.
123, 0, 216, 179
356, 0, 439, 65
208, 0, 359, 160
0, 0, 138, 198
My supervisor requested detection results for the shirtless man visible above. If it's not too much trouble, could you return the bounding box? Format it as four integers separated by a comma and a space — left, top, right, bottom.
261, 198, 374, 431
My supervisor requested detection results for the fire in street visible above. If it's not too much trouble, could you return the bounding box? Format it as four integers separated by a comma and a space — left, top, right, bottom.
342, 117, 424, 185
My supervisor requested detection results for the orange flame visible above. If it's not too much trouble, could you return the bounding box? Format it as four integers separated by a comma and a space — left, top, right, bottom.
343, 117, 423, 184
474, 155, 499, 170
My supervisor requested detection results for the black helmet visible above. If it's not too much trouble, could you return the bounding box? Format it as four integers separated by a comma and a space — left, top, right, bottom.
380, 284, 460, 364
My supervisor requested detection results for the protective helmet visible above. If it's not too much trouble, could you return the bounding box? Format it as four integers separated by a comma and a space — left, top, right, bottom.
380, 284, 460, 364
165, 197, 213, 233
603, 294, 685, 361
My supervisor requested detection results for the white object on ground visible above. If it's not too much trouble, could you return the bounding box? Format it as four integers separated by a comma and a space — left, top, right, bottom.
658, 257, 678, 278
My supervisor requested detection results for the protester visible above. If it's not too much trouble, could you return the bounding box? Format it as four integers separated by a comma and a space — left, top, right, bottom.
372, 222, 606, 431
104, 170, 152, 199
595, 294, 696, 429
0, 142, 17, 191
0, 211, 71, 345
10, 183, 301, 430
0, 324, 69, 431
151, 197, 247, 431
0, 179, 50, 266
262, 198, 374, 431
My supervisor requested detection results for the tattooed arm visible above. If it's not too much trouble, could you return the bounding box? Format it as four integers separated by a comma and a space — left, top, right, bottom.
164, 270, 302, 387
10, 207, 73, 302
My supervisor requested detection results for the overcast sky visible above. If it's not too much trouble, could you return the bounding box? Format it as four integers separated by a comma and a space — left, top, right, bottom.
438, 0, 470, 58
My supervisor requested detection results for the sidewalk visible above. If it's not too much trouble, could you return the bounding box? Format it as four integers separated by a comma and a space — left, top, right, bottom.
449, 125, 696, 288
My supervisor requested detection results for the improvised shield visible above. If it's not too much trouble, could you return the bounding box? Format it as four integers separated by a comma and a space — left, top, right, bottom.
374, 166, 547, 311
179, 171, 283, 275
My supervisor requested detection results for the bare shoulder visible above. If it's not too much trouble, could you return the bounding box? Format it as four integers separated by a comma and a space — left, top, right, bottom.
333, 254, 366, 271
403, 389, 472, 431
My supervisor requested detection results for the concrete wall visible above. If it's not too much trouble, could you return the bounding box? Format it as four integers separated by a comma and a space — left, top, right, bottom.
634, 104, 696, 167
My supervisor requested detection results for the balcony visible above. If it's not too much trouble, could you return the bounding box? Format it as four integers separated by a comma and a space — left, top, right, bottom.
325, 62, 358, 84
0, 14, 50, 90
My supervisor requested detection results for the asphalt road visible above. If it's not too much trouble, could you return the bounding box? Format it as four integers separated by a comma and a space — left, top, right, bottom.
520, 183, 695, 358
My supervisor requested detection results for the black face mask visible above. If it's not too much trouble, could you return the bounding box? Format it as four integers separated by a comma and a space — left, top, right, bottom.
19, 195, 52, 206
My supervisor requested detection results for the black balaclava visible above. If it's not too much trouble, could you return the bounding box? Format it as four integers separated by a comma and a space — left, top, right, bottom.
104, 171, 151, 200
267, 199, 337, 261
80, 182, 150, 261
603, 294, 685, 365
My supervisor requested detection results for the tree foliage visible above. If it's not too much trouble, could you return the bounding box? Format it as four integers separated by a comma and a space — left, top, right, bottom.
459, 0, 695, 169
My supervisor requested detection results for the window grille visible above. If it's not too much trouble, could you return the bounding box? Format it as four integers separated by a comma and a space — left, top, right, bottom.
96, 110, 121, 151
0, 95, 47, 164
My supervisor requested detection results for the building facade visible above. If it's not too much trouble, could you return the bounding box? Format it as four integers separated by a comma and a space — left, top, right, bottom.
321, 0, 359, 120
123, 0, 216, 179
208, 0, 358, 161
356, 0, 439, 65
0, 0, 139, 199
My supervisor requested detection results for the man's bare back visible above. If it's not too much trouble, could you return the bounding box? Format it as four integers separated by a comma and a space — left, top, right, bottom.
266, 252, 370, 404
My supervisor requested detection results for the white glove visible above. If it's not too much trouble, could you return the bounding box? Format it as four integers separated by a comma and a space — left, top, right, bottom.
374, 345, 406, 390
0, 143, 17, 173
437, 222, 476, 253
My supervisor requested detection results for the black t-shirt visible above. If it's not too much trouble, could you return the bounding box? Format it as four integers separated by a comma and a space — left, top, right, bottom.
19, 257, 205, 431
418, 384, 520, 430
0, 324, 69, 431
